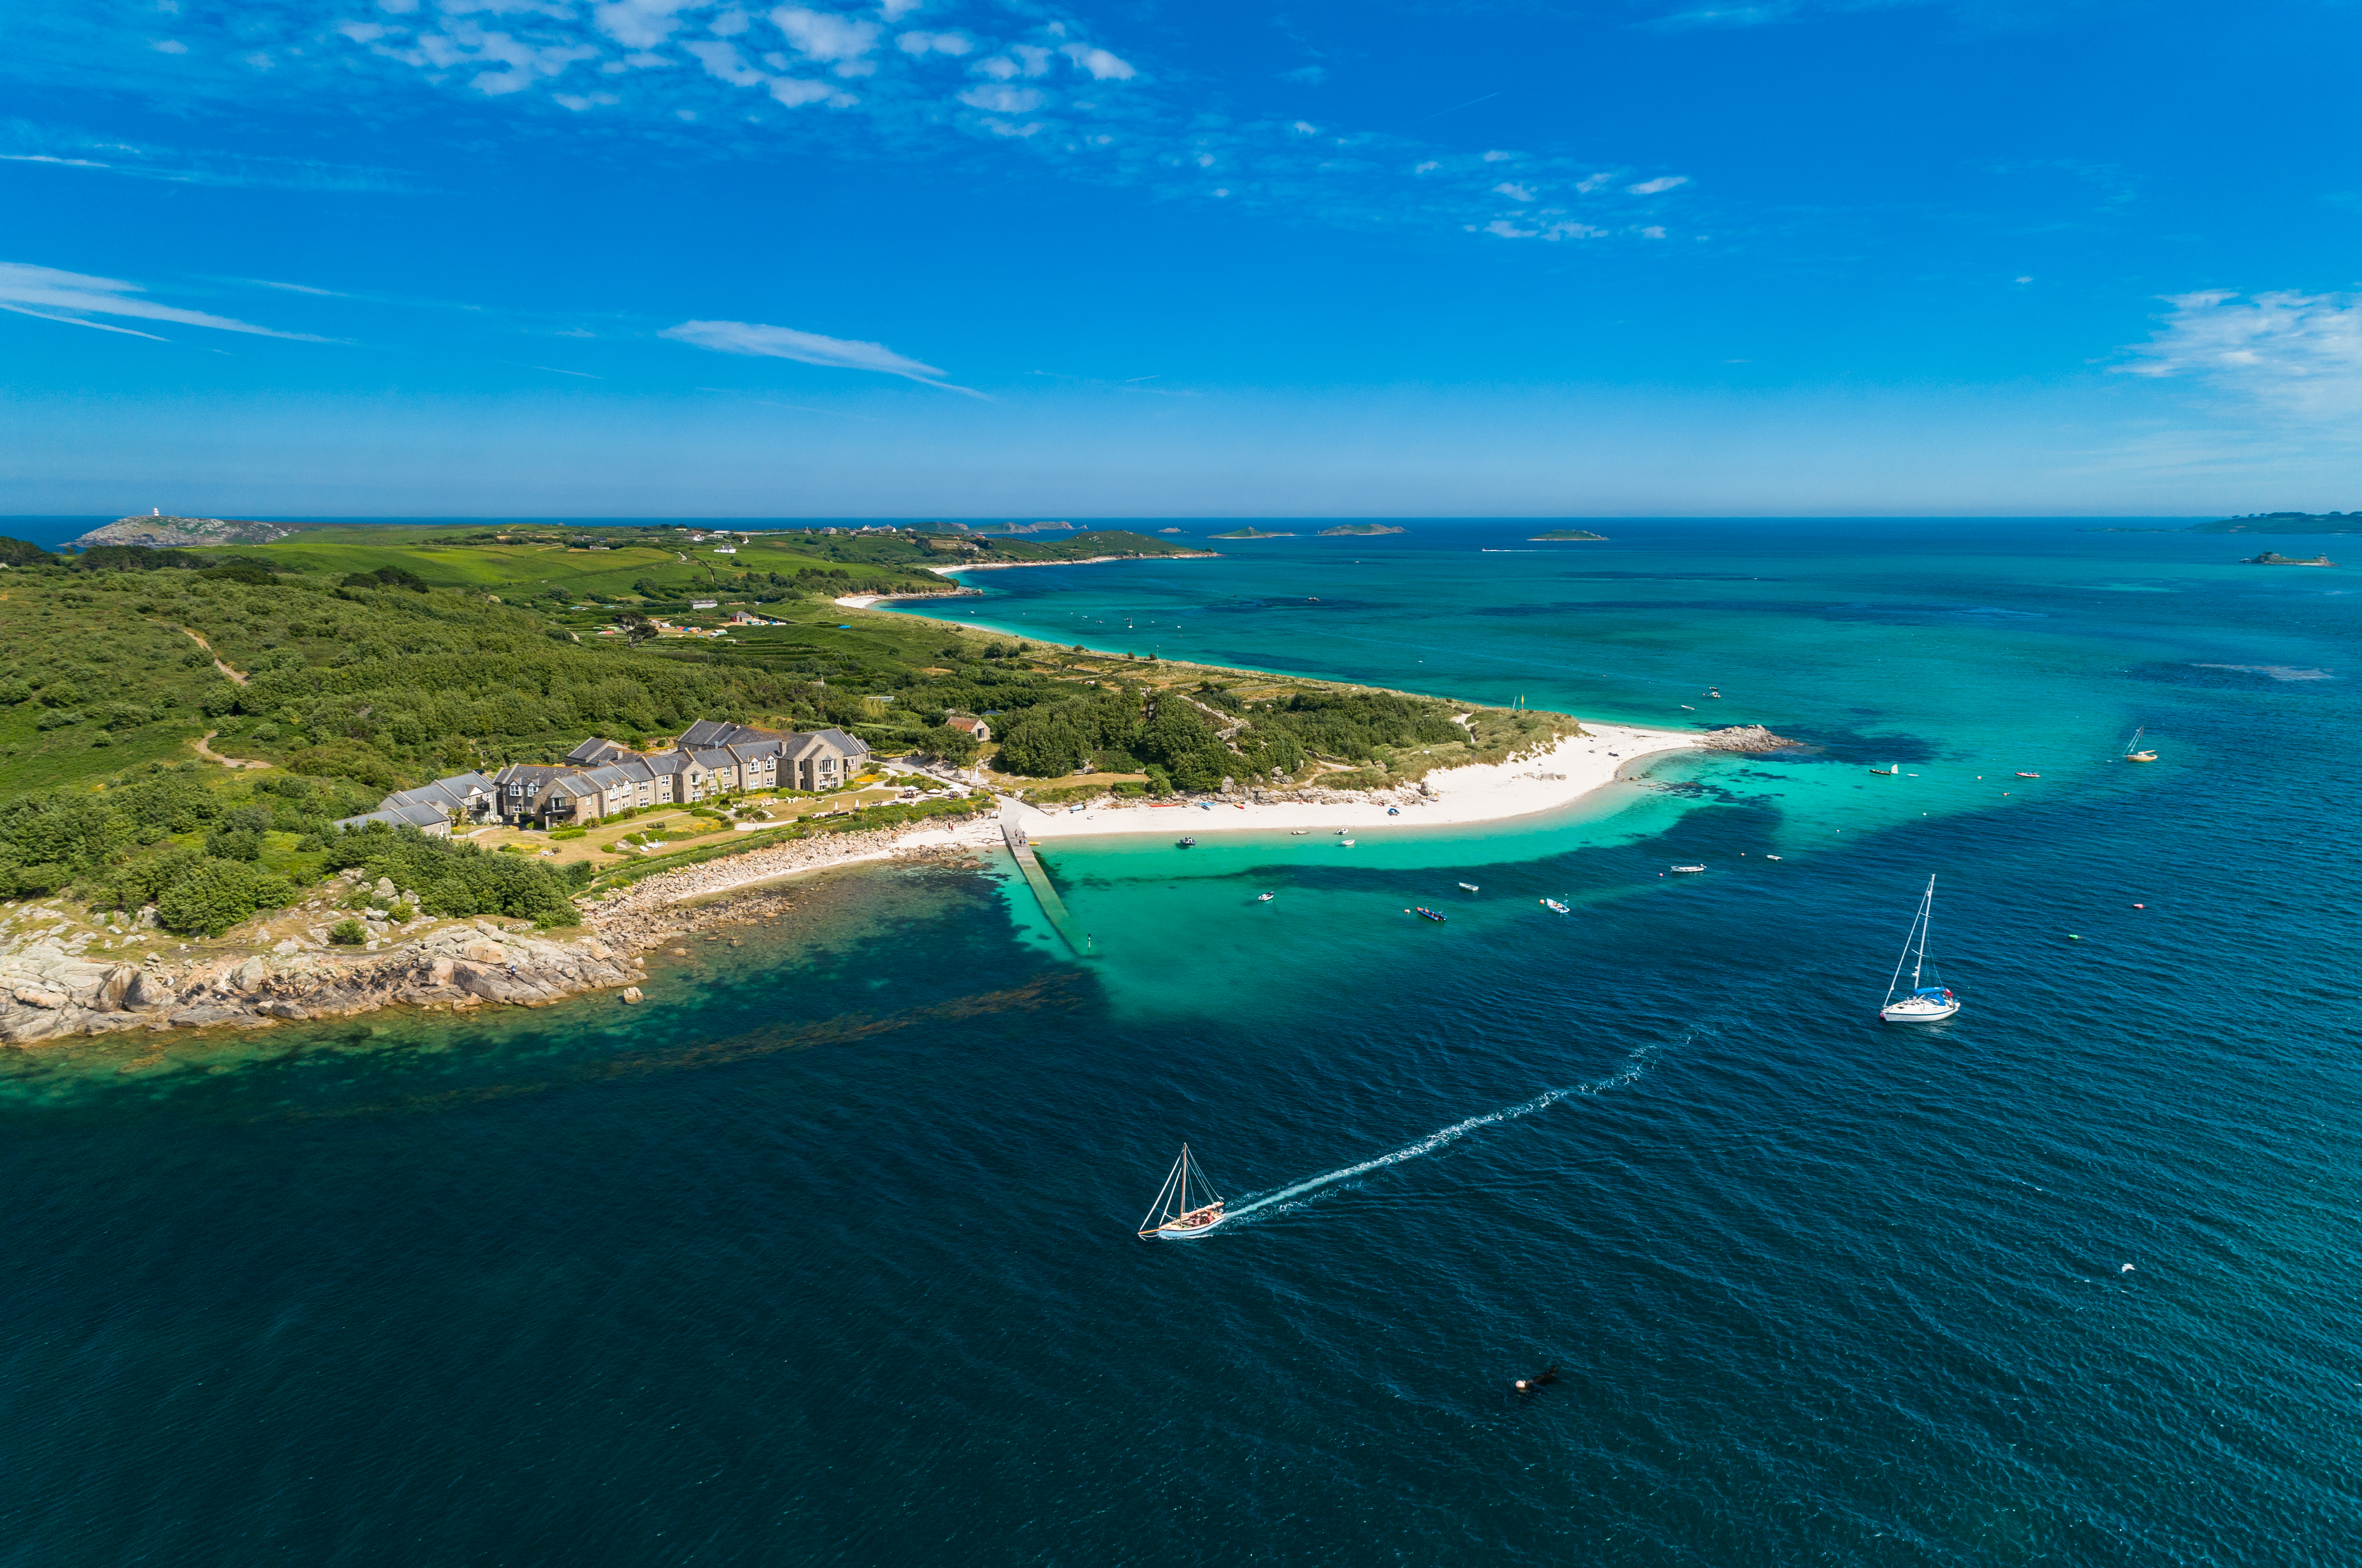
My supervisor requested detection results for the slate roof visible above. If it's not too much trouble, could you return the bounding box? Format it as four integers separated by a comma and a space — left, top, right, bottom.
334, 799, 452, 832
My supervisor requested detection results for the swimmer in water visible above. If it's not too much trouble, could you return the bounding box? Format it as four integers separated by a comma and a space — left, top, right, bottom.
1513, 1363, 1561, 1393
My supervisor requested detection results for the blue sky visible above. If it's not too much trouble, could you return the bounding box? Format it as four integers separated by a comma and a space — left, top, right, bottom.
3, 0, 2359, 516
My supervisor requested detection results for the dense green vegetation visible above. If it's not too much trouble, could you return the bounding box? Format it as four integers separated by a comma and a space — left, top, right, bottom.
326, 822, 592, 926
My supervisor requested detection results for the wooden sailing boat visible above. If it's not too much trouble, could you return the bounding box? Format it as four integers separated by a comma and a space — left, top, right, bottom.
1137, 1144, 1228, 1239
1880, 874, 1960, 1022
2122, 727, 2158, 763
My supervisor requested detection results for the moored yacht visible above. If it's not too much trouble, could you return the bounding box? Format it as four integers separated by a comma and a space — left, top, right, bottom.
1880, 874, 1961, 1022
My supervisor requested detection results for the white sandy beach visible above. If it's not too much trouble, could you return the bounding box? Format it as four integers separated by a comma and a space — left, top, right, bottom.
1012, 723, 1699, 841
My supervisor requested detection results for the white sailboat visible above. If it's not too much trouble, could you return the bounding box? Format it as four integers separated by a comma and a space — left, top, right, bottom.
1137, 1144, 1228, 1239
1880, 874, 1960, 1022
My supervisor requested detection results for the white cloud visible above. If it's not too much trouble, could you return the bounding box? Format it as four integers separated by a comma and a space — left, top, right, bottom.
711, 9, 750, 36
685, 39, 766, 86
0, 261, 331, 341
897, 30, 972, 56
1576, 172, 1612, 193
660, 318, 983, 396
1492, 181, 1533, 201
1481, 149, 1514, 162
590, 0, 696, 48
881, 0, 925, 17
959, 84, 1042, 114
1627, 174, 1688, 195
417, 24, 596, 95
1061, 43, 1134, 79
151, 38, 188, 53
2118, 289, 2362, 422
768, 77, 835, 106
770, 7, 880, 63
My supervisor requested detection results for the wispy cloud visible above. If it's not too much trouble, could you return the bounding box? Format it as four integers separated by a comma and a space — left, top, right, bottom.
2117, 289, 2362, 426
661, 318, 985, 396
0, 123, 417, 192
75, 5, 1687, 249
0, 261, 336, 343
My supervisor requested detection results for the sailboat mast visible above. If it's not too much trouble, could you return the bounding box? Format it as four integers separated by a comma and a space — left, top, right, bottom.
1178, 1143, 1190, 1217
1912, 876, 1934, 989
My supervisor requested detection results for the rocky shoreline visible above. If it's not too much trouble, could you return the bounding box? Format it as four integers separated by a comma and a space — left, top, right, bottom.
0, 819, 999, 1048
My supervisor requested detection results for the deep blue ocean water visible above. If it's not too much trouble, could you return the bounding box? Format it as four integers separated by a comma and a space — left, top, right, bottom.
7, 519, 2361, 1565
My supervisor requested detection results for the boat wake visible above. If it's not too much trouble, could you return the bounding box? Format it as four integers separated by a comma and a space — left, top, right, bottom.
1223, 1034, 1679, 1226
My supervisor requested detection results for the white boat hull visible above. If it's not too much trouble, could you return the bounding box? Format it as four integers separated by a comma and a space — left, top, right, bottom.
1153, 1211, 1227, 1239
1880, 998, 1960, 1022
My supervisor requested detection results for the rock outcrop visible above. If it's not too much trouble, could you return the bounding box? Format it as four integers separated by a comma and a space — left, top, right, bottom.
1697, 725, 1802, 752
69, 515, 302, 550
0, 923, 643, 1044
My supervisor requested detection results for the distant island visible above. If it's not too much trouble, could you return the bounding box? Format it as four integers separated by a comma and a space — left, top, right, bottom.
2191, 512, 2362, 534
1316, 524, 1405, 537
72, 514, 302, 550
1209, 528, 1296, 539
959, 520, 1076, 536
2242, 551, 2336, 566
1530, 529, 1608, 541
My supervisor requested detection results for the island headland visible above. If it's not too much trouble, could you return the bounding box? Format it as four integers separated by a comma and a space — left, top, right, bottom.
0, 521, 1788, 1047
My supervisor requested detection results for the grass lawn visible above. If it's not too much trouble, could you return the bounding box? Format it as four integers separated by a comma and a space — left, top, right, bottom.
459, 784, 923, 866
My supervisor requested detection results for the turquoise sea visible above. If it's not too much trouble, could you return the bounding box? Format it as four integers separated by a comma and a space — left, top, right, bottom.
6, 518, 2360, 1565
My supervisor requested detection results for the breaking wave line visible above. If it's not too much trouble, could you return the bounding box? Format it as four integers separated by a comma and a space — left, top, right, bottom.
1225, 1034, 1677, 1224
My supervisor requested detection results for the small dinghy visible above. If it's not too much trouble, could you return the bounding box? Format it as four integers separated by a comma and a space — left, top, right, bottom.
1763, 854, 1782, 861
1458, 882, 1479, 893
1412, 907, 1446, 923
2015, 772, 2039, 779
1291, 830, 1309, 836
1137, 1145, 1227, 1240
1870, 764, 1900, 775
1176, 836, 1197, 848
1256, 892, 1275, 902
1540, 897, 1570, 913
1670, 864, 1706, 874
